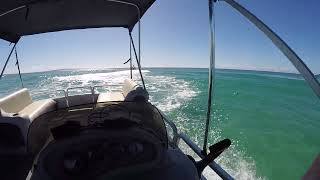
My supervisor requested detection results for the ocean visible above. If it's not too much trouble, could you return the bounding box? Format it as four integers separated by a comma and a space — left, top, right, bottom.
0, 68, 319, 180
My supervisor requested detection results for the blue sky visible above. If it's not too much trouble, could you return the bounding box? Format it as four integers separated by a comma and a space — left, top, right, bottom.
0, 0, 319, 74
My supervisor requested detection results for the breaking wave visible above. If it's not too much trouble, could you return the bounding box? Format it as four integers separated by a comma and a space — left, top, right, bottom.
53, 70, 150, 87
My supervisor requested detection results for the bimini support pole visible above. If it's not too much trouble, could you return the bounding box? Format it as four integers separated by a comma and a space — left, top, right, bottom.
203, 0, 216, 154
14, 47, 24, 88
123, 38, 133, 79
222, 0, 320, 99
0, 43, 18, 80
106, 0, 145, 87
129, 31, 146, 90
130, 37, 133, 79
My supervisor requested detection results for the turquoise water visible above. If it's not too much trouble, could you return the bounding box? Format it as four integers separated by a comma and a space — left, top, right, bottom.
0, 68, 319, 179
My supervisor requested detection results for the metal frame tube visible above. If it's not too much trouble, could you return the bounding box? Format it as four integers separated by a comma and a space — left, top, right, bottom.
1, 0, 143, 63
106, 0, 145, 89
129, 32, 146, 89
163, 113, 234, 179
159, 110, 179, 147
0, 5, 26, 17
14, 47, 24, 88
0, 43, 17, 79
105, 0, 141, 64
222, 0, 320, 98
2, 0, 145, 83
138, 12, 141, 66
203, 0, 216, 154
180, 133, 234, 180
130, 36, 133, 79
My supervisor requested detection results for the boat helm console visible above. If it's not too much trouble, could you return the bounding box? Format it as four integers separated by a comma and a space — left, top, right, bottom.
29, 102, 230, 180
31, 128, 165, 180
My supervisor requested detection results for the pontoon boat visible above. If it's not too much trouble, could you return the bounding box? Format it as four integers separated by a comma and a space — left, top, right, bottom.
0, 0, 319, 180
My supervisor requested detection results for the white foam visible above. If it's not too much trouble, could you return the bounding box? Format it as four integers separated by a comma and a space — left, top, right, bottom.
53, 70, 150, 86
29, 70, 149, 99
145, 75, 198, 112
177, 134, 265, 180
35, 69, 198, 110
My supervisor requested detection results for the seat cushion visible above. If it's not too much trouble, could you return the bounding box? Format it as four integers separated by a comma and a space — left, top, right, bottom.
97, 92, 125, 102
19, 99, 56, 121
0, 88, 32, 113
122, 79, 138, 97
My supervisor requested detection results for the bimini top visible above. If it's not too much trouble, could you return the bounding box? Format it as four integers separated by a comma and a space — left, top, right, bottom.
0, 0, 155, 43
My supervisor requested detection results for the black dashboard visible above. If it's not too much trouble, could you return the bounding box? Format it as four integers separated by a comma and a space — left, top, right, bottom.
31, 128, 164, 180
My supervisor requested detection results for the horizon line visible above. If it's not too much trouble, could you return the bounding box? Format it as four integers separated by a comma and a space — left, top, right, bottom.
2, 66, 313, 76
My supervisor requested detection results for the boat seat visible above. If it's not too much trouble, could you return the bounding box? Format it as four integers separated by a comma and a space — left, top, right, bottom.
97, 79, 149, 102
0, 88, 56, 121
19, 99, 56, 120
122, 78, 139, 97
0, 89, 55, 180
122, 79, 149, 101
97, 92, 124, 102
0, 88, 33, 114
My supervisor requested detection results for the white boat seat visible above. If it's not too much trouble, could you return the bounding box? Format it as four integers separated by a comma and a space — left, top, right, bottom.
97, 92, 124, 102
0, 88, 56, 121
97, 79, 149, 103
0, 89, 56, 179
122, 78, 139, 97
123, 79, 149, 101
19, 99, 56, 120
0, 88, 33, 113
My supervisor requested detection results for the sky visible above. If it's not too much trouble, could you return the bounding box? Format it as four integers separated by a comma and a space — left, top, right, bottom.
0, 0, 319, 74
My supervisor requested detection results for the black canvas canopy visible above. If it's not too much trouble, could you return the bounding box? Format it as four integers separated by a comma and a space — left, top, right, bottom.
0, 0, 155, 43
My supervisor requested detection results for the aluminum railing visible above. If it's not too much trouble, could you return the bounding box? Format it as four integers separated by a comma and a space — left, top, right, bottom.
161, 110, 234, 180
57, 85, 121, 107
